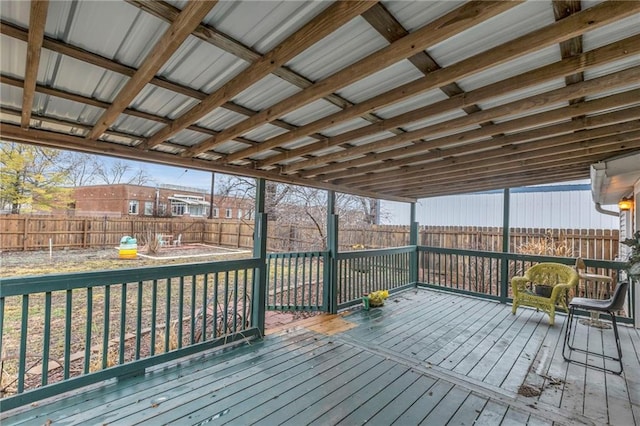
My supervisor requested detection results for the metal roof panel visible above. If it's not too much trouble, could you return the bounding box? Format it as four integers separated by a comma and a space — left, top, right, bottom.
425, 1, 555, 68
233, 74, 301, 112
285, 16, 389, 82
337, 59, 424, 104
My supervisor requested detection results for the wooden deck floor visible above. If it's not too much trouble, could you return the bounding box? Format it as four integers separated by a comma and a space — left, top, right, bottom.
3, 289, 639, 425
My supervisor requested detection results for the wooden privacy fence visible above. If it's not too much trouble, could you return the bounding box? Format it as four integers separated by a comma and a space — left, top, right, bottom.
0, 215, 619, 261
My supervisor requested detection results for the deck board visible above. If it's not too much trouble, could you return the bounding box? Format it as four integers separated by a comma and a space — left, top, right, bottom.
2, 288, 637, 426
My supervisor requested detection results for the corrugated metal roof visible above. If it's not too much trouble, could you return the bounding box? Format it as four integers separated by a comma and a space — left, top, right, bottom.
1, 0, 639, 203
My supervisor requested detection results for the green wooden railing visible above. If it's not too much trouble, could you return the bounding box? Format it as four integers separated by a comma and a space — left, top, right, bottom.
0, 259, 262, 411
266, 251, 326, 311
417, 246, 634, 323
1, 245, 634, 410
336, 246, 414, 309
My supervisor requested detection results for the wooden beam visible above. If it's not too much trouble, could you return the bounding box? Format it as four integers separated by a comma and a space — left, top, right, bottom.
184, 1, 520, 157
0, 19, 321, 144
282, 35, 640, 174
223, 0, 640, 165
384, 149, 639, 198
363, 141, 640, 196
354, 130, 640, 190
127, 0, 370, 113
392, 167, 595, 198
86, 1, 217, 140
20, 0, 48, 129
0, 73, 263, 147
324, 104, 640, 183
143, 1, 377, 149
553, 0, 584, 93
0, 123, 415, 203
286, 66, 639, 174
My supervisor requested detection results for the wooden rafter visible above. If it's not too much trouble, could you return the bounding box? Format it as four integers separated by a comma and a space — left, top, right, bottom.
0, 74, 269, 149
347, 126, 640, 190
367, 147, 640, 196
86, 1, 217, 140
324, 104, 640, 184
221, 0, 640, 167
284, 35, 640, 176
553, 0, 584, 97
225, 2, 491, 166
20, 0, 48, 129
0, 18, 322, 147
143, 1, 377, 149
286, 66, 639, 176
183, 1, 520, 157
0, 122, 415, 203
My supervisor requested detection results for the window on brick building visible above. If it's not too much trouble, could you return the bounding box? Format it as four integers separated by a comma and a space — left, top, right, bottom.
144, 201, 153, 216
128, 200, 139, 215
225, 208, 232, 218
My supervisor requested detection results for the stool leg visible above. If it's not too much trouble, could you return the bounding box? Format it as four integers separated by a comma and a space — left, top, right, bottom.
610, 312, 623, 374
563, 306, 576, 360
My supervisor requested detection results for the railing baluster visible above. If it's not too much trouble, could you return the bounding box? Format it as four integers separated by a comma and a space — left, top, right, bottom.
120, 284, 127, 364
294, 254, 299, 308
316, 254, 321, 308
165, 278, 171, 352
102, 286, 110, 370
150, 280, 157, 356
223, 271, 229, 335
233, 270, 239, 333
202, 274, 208, 341
42, 292, 51, 385
178, 277, 184, 349
190, 276, 196, 345
287, 256, 292, 308
213, 272, 219, 338
280, 256, 285, 308
17, 295, 28, 393
301, 254, 307, 308
243, 269, 248, 330
64, 290, 74, 378
0, 297, 4, 372
136, 282, 142, 360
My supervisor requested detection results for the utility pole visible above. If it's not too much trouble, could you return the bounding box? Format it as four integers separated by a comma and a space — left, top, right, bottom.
208, 172, 215, 219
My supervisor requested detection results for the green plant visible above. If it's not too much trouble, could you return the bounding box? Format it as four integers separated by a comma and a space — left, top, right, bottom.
621, 230, 640, 280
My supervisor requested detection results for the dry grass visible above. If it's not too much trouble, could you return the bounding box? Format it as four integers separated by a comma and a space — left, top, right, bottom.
517, 229, 573, 257
0, 247, 255, 397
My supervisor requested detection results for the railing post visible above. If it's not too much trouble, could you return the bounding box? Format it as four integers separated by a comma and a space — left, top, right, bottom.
410, 202, 418, 285
325, 190, 338, 314
252, 178, 267, 335
500, 188, 511, 303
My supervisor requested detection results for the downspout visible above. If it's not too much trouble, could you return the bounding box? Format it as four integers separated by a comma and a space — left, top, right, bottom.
595, 203, 618, 217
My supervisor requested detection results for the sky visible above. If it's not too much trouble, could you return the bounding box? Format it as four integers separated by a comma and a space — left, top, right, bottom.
99, 154, 220, 192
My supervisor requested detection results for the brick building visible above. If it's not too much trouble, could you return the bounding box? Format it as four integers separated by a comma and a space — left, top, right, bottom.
70, 184, 251, 219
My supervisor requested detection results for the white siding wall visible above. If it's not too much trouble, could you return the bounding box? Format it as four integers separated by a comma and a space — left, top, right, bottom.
381, 189, 620, 229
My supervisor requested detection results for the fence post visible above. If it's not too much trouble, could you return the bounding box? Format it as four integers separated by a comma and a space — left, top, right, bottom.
252, 179, 267, 335
410, 202, 418, 285
500, 188, 511, 303
325, 190, 338, 314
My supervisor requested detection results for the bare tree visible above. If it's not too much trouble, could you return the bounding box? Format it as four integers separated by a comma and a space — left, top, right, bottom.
62, 152, 100, 186
94, 160, 152, 185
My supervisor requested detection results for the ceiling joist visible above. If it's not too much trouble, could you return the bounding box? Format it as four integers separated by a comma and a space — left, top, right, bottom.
20, 0, 48, 129
1, 0, 638, 201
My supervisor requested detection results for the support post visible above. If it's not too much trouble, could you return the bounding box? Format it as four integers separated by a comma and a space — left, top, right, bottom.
252, 178, 267, 335
500, 188, 511, 303
325, 190, 339, 313
410, 202, 419, 285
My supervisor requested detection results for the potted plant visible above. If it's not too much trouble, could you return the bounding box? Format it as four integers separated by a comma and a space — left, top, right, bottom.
622, 230, 640, 280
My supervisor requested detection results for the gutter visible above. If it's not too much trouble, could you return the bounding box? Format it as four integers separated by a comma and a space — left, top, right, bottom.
595, 203, 618, 217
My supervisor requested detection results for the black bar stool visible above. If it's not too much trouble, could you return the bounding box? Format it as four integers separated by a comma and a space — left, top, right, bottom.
562, 281, 629, 375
